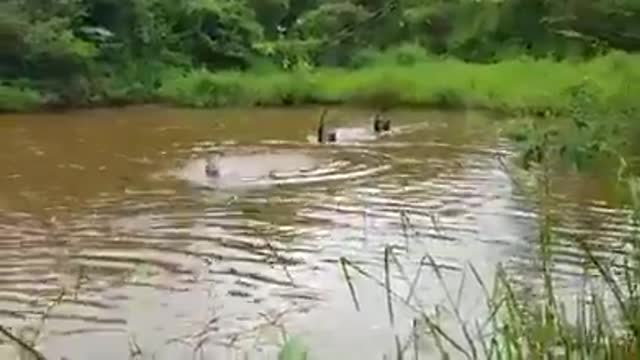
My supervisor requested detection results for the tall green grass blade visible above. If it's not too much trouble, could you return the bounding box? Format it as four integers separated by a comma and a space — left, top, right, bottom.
340, 256, 361, 311
278, 336, 308, 360
385, 246, 395, 326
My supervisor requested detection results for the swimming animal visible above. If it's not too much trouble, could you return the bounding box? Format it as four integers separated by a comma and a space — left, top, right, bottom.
317, 108, 337, 143
373, 111, 391, 133
205, 153, 221, 177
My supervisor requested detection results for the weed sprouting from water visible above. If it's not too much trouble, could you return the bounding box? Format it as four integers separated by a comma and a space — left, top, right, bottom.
340, 257, 361, 312
340, 255, 471, 358
324, 79, 640, 359
0, 267, 85, 360
483, 111, 639, 359
278, 335, 308, 360
128, 335, 144, 360
0, 326, 46, 360
385, 246, 396, 327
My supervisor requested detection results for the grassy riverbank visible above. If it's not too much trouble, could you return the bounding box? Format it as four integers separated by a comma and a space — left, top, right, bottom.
2, 51, 639, 115
158, 51, 640, 114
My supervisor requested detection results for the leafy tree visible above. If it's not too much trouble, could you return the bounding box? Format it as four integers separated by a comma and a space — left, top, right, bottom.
173, 0, 263, 68
2, 0, 640, 106
248, 0, 289, 38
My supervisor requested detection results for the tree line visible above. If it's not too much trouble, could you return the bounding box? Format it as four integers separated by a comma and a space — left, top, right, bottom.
2, 0, 639, 104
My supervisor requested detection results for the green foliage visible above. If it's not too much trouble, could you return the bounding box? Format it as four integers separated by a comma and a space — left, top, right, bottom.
94, 60, 170, 104
0, 2, 95, 80
490, 82, 640, 358
1, 0, 640, 110
294, 2, 369, 39
290, 2, 371, 66
157, 67, 319, 106
157, 68, 252, 107
326, 145, 640, 359
177, 0, 263, 68
25, 17, 97, 75
152, 52, 640, 113
254, 38, 318, 71
0, 84, 44, 112
247, 0, 289, 37
351, 43, 434, 68
278, 336, 308, 360
0, 3, 30, 64
509, 59, 640, 172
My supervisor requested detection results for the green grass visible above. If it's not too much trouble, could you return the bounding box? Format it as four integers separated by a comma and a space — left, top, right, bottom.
299, 94, 640, 359
0, 84, 44, 112
481, 163, 640, 360
469, 153, 640, 360
321, 160, 640, 359
3, 50, 639, 115
157, 51, 640, 115
278, 336, 308, 360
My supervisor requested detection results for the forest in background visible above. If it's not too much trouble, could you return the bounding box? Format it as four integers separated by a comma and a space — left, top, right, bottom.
2, 0, 640, 111
3, 2, 640, 359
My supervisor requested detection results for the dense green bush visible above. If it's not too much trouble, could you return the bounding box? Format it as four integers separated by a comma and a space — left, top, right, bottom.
0, 84, 44, 112
350, 43, 434, 68
149, 51, 640, 114
1, 0, 639, 111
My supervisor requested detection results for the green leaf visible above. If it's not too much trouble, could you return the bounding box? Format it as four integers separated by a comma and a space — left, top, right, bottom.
278, 336, 308, 360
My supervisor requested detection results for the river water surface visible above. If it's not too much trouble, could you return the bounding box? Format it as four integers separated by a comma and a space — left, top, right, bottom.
0, 106, 633, 359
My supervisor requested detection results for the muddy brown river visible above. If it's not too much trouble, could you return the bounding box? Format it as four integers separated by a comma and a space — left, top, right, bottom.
0, 106, 633, 359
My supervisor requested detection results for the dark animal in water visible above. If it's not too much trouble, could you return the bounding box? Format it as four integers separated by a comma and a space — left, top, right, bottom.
205, 154, 220, 177
373, 112, 391, 133
205, 161, 218, 177
317, 109, 337, 143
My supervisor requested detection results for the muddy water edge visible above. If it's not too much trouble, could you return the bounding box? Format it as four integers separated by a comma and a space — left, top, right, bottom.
0, 106, 631, 359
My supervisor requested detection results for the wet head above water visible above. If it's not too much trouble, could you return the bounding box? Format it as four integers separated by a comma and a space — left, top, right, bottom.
0, 106, 632, 359
190, 108, 395, 189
